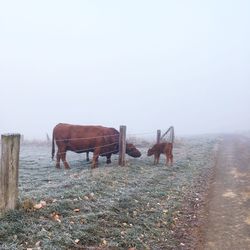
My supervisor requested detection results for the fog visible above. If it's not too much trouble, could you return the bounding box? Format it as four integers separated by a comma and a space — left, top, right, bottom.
0, 1, 249, 140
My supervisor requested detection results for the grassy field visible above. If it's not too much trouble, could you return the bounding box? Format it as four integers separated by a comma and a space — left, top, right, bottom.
0, 136, 218, 249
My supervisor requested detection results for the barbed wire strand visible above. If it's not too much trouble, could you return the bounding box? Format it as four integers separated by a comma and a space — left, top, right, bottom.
54, 133, 119, 142
19, 130, 158, 165
54, 141, 120, 158
53, 131, 155, 142
52, 132, 152, 157
59, 148, 121, 166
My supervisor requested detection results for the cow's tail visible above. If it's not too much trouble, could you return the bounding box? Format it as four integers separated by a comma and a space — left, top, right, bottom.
52, 131, 55, 160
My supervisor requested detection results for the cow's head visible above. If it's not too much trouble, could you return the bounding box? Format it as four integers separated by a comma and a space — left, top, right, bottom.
126, 143, 141, 158
147, 147, 154, 156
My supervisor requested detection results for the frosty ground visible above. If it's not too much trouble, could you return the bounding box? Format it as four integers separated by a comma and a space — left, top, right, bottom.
0, 136, 218, 249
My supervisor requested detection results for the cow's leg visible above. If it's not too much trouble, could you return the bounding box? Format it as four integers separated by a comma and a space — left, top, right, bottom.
86, 152, 90, 162
156, 153, 160, 164
166, 153, 169, 166
170, 152, 173, 166
153, 153, 157, 165
106, 154, 112, 164
92, 154, 99, 168
92, 149, 100, 168
60, 150, 70, 169
56, 150, 61, 168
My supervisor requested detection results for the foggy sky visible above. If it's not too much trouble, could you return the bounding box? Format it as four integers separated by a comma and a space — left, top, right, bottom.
1, 0, 250, 139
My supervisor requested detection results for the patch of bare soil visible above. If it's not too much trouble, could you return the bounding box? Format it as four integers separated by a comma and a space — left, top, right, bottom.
179, 135, 250, 250
202, 135, 250, 249
172, 145, 216, 250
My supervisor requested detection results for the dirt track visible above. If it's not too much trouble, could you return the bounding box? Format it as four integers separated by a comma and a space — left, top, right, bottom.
203, 135, 250, 249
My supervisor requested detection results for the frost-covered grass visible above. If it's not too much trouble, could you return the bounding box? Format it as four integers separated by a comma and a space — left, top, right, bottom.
0, 136, 218, 249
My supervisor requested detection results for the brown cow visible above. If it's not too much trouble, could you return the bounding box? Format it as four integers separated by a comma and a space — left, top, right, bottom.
147, 142, 173, 166
52, 123, 141, 169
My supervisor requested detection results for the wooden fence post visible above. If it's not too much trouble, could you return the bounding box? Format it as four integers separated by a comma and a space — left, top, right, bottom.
160, 126, 175, 143
119, 125, 126, 167
0, 134, 20, 215
170, 126, 174, 144
156, 129, 161, 144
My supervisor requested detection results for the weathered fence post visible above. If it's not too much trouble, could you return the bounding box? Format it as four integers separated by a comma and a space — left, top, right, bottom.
21, 134, 24, 144
169, 126, 174, 144
119, 125, 126, 166
156, 129, 161, 144
0, 134, 20, 215
160, 126, 175, 143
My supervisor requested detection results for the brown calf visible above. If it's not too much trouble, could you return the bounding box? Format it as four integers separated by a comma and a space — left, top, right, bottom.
147, 142, 173, 166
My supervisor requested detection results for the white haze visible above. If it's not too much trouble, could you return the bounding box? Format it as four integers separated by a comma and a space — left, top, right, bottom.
0, 0, 249, 139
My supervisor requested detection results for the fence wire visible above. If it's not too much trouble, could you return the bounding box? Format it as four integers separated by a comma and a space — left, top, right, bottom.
17, 130, 157, 165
